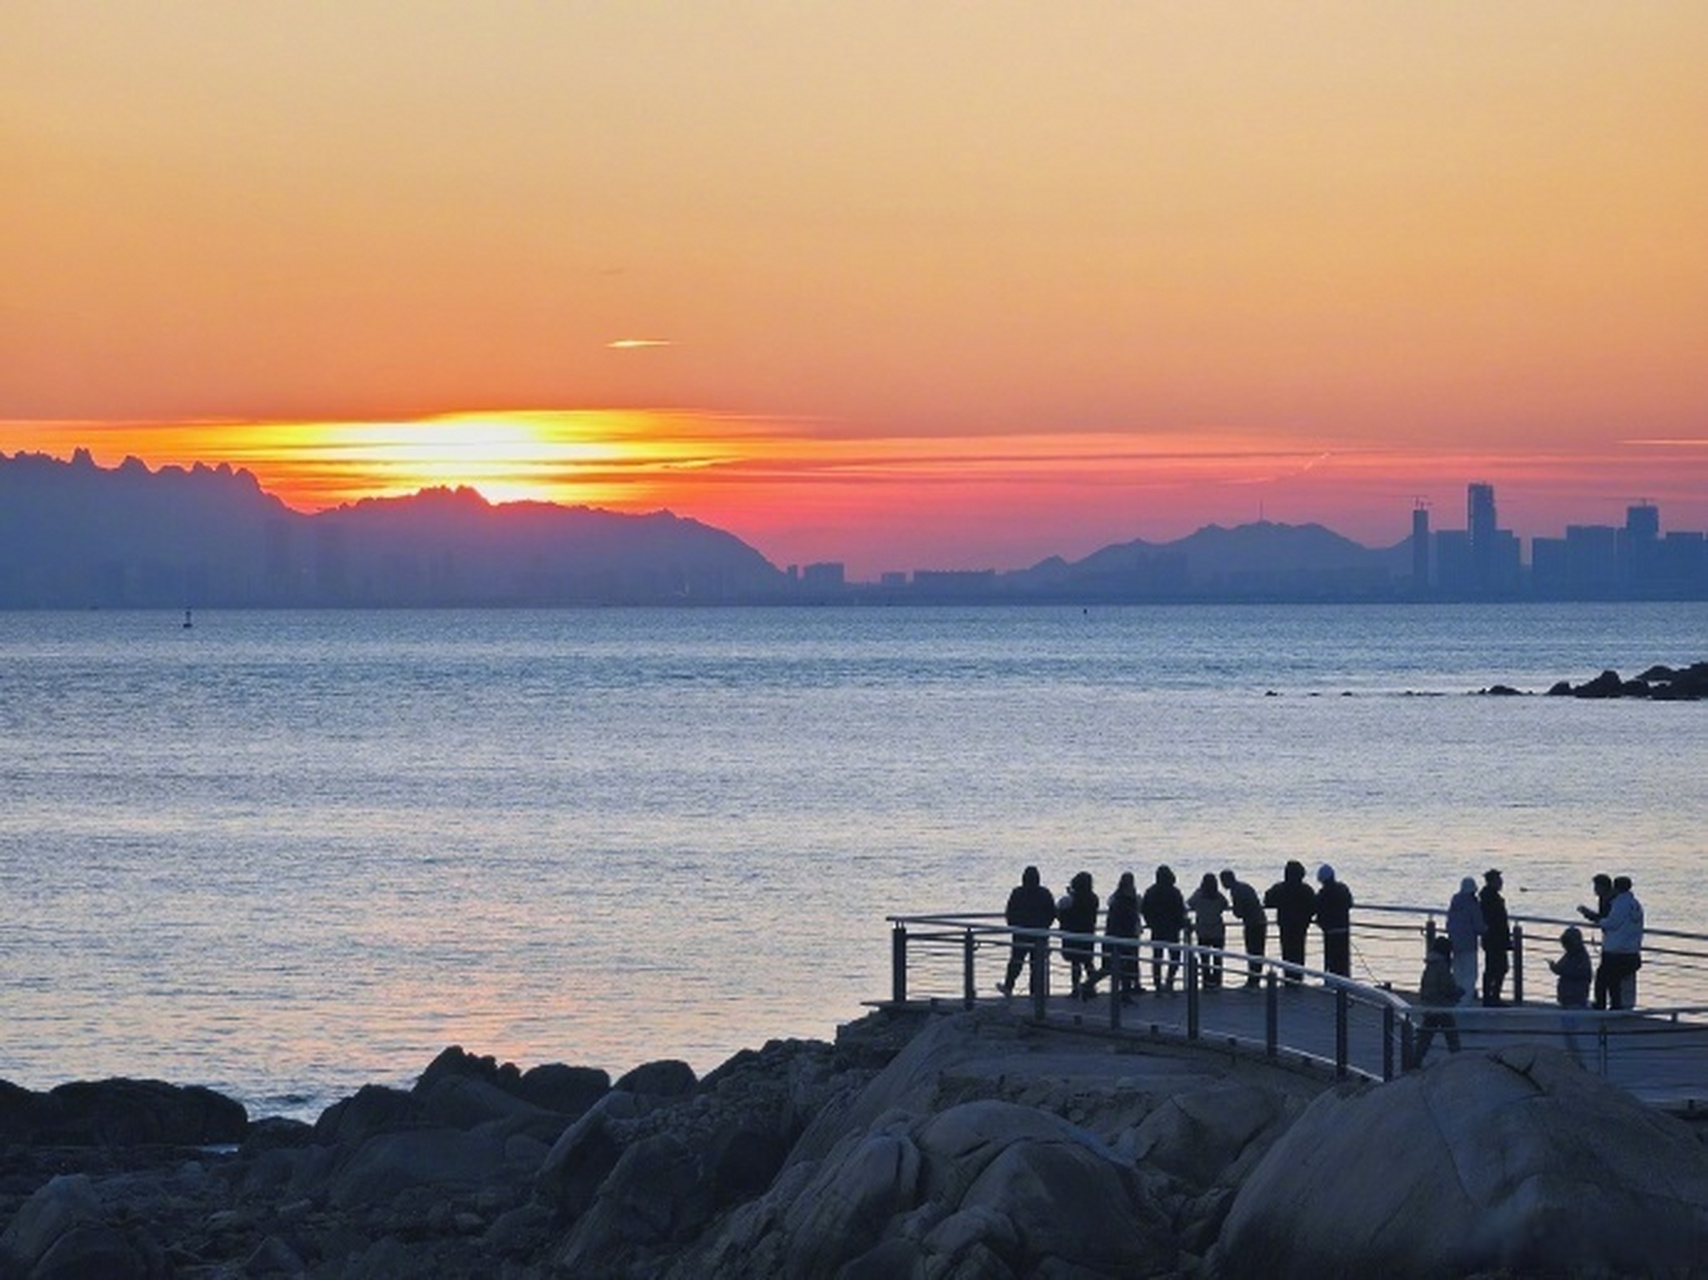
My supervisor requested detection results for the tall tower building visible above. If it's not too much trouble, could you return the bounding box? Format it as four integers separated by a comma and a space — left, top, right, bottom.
1467, 482, 1497, 592
1411, 501, 1431, 593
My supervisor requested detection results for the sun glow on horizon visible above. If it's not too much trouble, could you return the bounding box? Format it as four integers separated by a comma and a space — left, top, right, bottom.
6, 410, 1708, 577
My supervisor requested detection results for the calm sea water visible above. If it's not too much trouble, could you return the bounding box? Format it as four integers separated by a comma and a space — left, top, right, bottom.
1, 604, 1704, 1118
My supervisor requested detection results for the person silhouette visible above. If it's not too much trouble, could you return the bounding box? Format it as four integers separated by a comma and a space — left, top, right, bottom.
1314, 864, 1353, 979
1579, 873, 1615, 1009
1445, 877, 1485, 1007
997, 865, 1056, 997
1057, 870, 1101, 1000
1221, 868, 1267, 987
1142, 865, 1187, 994
1599, 876, 1645, 1010
1264, 860, 1316, 984
1413, 935, 1464, 1065
1187, 872, 1229, 989
1550, 925, 1593, 1064
1479, 869, 1512, 1006
1099, 870, 1143, 1002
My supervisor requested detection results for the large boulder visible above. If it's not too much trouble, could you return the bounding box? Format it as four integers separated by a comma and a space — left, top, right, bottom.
1210, 1045, 1708, 1276
515, 1063, 611, 1118
694, 1099, 1176, 1276
324, 1128, 511, 1209
0, 1174, 164, 1280
0, 1079, 246, 1146
313, 1083, 425, 1147
614, 1059, 697, 1099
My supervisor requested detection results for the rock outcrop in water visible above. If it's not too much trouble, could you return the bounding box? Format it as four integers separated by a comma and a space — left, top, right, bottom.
1477, 661, 1708, 699
3, 1013, 1707, 1276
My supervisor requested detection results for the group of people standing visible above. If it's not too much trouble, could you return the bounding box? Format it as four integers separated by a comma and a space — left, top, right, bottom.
996, 859, 1355, 1003
1412, 871, 1645, 1064
1437, 869, 1645, 1011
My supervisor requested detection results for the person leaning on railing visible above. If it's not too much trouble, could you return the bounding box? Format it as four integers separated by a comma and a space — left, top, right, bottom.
1221, 869, 1267, 988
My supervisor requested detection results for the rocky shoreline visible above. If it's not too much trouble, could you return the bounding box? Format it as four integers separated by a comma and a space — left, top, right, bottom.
5, 1009, 1708, 1277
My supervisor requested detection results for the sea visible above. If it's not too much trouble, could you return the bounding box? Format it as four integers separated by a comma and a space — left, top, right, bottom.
1, 603, 1704, 1120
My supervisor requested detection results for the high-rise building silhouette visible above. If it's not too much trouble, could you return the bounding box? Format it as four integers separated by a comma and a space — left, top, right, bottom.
1411, 502, 1430, 593
1467, 482, 1497, 593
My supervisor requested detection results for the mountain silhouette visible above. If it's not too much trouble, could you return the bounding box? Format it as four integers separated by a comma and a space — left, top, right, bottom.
0, 450, 786, 607
1004, 521, 1411, 600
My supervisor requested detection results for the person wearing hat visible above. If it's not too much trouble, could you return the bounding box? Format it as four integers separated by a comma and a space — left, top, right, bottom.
1314, 864, 1354, 979
1479, 869, 1512, 1007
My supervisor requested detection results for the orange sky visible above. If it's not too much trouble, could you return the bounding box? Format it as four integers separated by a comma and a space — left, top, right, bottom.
3, 4, 1706, 577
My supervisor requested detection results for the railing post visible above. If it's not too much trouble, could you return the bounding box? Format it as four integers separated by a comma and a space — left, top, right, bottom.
1031, 934, 1049, 1021
962, 928, 976, 1010
1265, 970, 1279, 1058
892, 923, 908, 1004
1186, 945, 1201, 1041
1512, 924, 1524, 1005
1597, 1018, 1609, 1077
1382, 1004, 1396, 1081
1109, 957, 1123, 1031
1401, 1016, 1415, 1072
1334, 985, 1350, 1079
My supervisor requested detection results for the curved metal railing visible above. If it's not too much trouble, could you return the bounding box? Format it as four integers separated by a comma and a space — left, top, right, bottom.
882, 904, 1708, 1107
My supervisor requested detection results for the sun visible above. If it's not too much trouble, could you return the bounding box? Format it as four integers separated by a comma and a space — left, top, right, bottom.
299, 411, 661, 507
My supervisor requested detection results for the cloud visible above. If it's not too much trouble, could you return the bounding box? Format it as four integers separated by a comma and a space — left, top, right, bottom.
605, 338, 674, 349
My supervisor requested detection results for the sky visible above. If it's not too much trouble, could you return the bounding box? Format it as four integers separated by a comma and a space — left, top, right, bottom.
3, 3, 1706, 578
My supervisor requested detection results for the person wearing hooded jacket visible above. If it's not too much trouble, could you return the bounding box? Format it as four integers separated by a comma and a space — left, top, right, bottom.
1142, 865, 1187, 994
1097, 871, 1143, 1002
1057, 870, 1101, 1000
1264, 860, 1316, 984
1445, 877, 1486, 1007
1314, 864, 1353, 979
997, 865, 1057, 996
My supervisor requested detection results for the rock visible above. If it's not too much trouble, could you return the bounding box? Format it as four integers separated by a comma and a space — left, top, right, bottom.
1210, 1045, 1708, 1276
1574, 669, 1626, 698
312, 1084, 424, 1147
554, 1132, 713, 1274
1126, 1079, 1295, 1189
324, 1128, 510, 1210
241, 1232, 307, 1276
0, 1173, 102, 1273
1547, 679, 1574, 696
33, 1223, 162, 1280
516, 1063, 611, 1118
1481, 684, 1523, 696
240, 1116, 314, 1155
1, 1079, 248, 1146
415, 1073, 557, 1133
416, 1045, 524, 1095
535, 1092, 640, 1220
755, 1099, 1175, 1276
614, 1059, 697, 1098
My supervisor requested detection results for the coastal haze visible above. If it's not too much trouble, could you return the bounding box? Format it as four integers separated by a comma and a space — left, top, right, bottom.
2, 604, 1703, 1118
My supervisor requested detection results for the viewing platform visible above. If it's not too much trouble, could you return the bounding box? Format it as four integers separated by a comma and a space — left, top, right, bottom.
881, 904, 1708, 1113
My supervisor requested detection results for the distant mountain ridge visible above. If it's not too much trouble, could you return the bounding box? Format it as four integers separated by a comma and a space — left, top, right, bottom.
1005, 521, 1412, 600
1, 447, 1424, 607
0, 450, 786, 607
